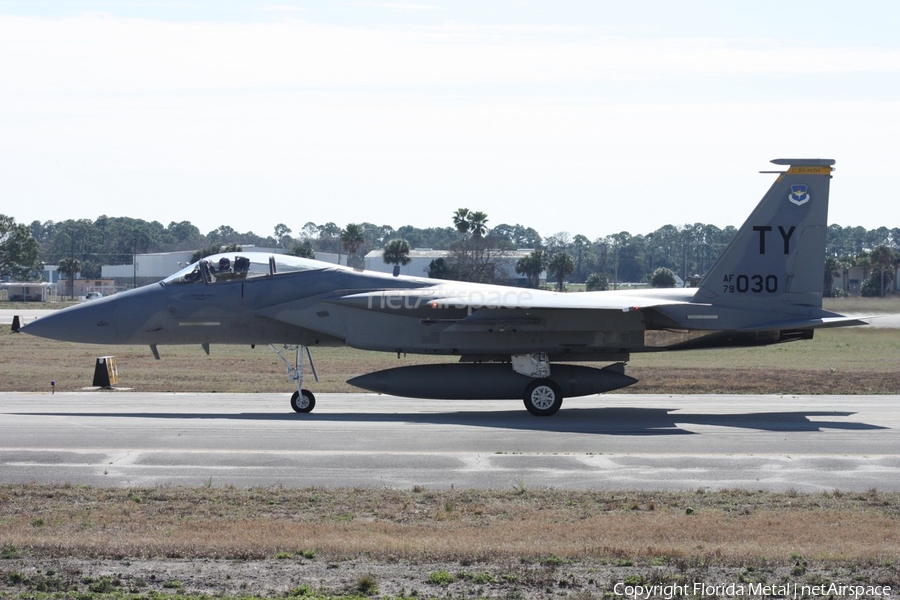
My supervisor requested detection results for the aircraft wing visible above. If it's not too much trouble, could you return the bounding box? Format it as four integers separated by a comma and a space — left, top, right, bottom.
325, 287, 867, 333
326, 286, 698, 313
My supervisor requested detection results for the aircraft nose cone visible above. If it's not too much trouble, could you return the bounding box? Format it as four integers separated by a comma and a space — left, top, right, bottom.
21, 297, 119, 343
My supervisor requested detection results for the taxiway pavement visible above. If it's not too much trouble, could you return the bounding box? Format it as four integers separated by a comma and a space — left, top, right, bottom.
0, 309, 56, 326
1, 392, 898, 491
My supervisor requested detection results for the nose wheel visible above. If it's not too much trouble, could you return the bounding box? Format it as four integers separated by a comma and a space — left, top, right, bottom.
291, 389, 316, 413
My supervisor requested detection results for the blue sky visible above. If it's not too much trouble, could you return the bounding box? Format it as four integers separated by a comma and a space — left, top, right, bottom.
2, 1, 899, 240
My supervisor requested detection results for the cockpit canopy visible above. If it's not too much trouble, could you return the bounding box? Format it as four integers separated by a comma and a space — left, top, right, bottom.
162, 253, 325, 285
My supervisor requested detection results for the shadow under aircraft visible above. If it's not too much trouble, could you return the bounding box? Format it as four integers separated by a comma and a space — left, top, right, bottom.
15, 406, 886, 436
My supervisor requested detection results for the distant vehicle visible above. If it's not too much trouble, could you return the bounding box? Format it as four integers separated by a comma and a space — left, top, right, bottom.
21, 159, 865, 416
84, 292, 104, 301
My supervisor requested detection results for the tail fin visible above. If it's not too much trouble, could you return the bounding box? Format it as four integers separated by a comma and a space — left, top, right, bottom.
693, 158, 834, 311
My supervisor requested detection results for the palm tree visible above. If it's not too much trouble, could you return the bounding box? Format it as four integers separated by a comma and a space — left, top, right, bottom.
515, 249, 547, 288
468, 211, 489, 239
57, 257, 81, 300
547, 252, 575, 292
452, 208, 489, 240
452, 208, 471, 237
382, 239, 411, 276
340, 223, 366, 269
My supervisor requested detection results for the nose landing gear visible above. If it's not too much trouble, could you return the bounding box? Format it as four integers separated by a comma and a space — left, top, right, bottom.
290, 389, 316, 413
271, 344, 319, 414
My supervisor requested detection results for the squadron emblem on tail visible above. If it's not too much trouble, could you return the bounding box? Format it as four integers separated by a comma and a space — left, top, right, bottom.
789, 184, 810, 206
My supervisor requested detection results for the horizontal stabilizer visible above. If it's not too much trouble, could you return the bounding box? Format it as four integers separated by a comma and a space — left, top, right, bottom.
739, 315, 869, 332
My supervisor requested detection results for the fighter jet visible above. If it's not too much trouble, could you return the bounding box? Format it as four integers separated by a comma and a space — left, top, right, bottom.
21, 159, 865, 415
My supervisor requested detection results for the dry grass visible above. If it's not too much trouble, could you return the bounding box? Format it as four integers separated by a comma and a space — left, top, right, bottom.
2, 484, 899, 566
824, 296, 900, 314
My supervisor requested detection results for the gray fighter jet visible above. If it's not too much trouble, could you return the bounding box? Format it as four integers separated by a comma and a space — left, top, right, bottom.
21, 159, 865, 415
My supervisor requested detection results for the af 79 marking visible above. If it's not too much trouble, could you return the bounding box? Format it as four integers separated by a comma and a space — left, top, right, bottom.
722, 274, 778, 294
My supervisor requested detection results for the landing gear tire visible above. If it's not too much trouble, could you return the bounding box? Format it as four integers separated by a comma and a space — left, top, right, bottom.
290, 389, 316, 413
523, 379, 563, 416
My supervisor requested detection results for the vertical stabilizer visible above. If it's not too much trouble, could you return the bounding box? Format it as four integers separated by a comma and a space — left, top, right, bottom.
693, 159, 834, 311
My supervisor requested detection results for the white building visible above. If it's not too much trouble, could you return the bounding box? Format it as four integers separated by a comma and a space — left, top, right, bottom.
102, 251, 195, 288
41, 265, 62, 284
0, 282, 57, 302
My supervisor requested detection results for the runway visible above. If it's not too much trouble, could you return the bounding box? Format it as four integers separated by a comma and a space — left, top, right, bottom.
0, 309, 56, 326
1, 392, 897, 491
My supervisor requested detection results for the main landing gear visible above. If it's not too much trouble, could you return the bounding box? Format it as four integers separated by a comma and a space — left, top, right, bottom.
271, 344, 318, 414
523, 379, 563, 416
513, 352, 563, 417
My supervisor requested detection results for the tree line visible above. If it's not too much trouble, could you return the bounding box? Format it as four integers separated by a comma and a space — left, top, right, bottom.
2, 213, 899, 296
